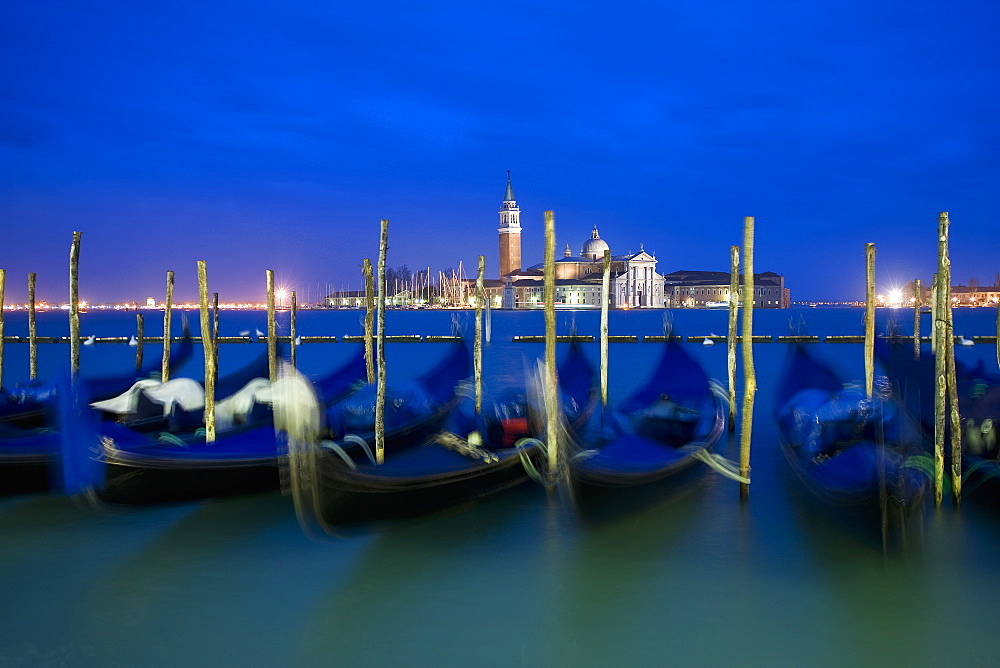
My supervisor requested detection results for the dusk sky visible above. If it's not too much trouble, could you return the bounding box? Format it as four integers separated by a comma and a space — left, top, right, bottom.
2, 0, 997, 304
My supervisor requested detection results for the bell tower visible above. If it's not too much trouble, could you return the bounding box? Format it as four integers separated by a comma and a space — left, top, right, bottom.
498, 171, 521, 278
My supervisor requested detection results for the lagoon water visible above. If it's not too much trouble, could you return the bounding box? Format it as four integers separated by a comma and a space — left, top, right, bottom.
2, 307, 1000, 666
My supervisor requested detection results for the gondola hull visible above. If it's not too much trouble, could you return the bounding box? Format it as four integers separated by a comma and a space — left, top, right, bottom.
302, 340, 594, 528
568, 434, 713, 518
0, 335, 196, 493
88, 343, 466, 504
315, 445, 540, 526
568, 339, 726, 516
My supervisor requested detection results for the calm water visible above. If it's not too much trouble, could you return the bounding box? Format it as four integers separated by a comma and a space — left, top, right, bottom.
2, 307, 999, 666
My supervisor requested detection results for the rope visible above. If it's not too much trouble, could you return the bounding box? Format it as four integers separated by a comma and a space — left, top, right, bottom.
709, 379, 731, 412
320, 440, 358, 470
157, 432, 187, 447
684, 445, 750, 483
343, 434, 376, 465
515, 437, 545, 484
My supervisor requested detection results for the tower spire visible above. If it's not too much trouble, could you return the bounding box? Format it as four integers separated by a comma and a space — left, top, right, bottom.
498, 171, 522, 278
504, 170, 515, 202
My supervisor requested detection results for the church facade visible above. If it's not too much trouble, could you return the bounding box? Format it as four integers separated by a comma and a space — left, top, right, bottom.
496, 175, 666, 309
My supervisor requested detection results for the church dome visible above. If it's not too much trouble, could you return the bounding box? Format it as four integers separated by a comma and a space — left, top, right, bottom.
581, 226, 610, 260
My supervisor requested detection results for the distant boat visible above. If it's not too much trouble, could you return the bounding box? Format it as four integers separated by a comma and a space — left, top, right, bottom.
705, 301, 729, 309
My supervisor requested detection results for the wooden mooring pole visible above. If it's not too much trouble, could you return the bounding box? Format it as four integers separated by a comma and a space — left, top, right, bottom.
933, 212, 955, 506
475, 255, 484, 414
266, 270, 277, 384
135, 313, 144, 372
197, 261, 216, 443
913, 278, 921, 360
544, 210, 559, 487
375, 219, 389, 464
728, 245, 739, 432
864, 242, 875, 399
69, 231, 81, 376
162, 270, 174, 381
28, 272, 37, 380
600, 249, 611, 407
739, 216, 756, 500
363, 258, 375, 384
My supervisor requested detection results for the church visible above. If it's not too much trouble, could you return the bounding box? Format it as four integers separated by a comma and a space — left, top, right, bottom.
495, 174, 666, 309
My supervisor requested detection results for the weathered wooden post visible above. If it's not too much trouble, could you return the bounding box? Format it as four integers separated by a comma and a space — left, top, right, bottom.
544, 210, 559, 486
728, 245, 739, 432
913, 278, 921, 360
375, 219, 389, 464
475, 255, 485, 414
0, 269, 5, 389
363, 258, 375, 384
933, 214, 950, 506
135, 313, 144, 371
291, 291, 298, 369
600, 249, 611, 407
162, 270, 174, 381
28, 272, 37, 380
940, 212, 962, 504
865, 242, 876, 398
69, 231, 81, 376
739, 216, 756, 500
266, 270, 277, 384
197, 261, 216, 443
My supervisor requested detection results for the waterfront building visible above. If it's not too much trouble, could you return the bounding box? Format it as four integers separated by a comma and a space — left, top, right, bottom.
326, 290, 366, 308
913, 282, 1000, 306
662, 270, 789, 308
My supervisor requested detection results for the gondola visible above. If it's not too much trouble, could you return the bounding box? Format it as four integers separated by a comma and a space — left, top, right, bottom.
294, 340, 596, 529
83, 342, 464, 505
775, 343, 927, 539
1, 332, 195, 430
877, 337, 1000, 504
0, 334, 195, 494
567, 338, 726, 516
91, 342, 284, 432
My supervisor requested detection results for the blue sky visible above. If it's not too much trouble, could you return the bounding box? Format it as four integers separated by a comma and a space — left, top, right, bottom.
2, 0, 998, 303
